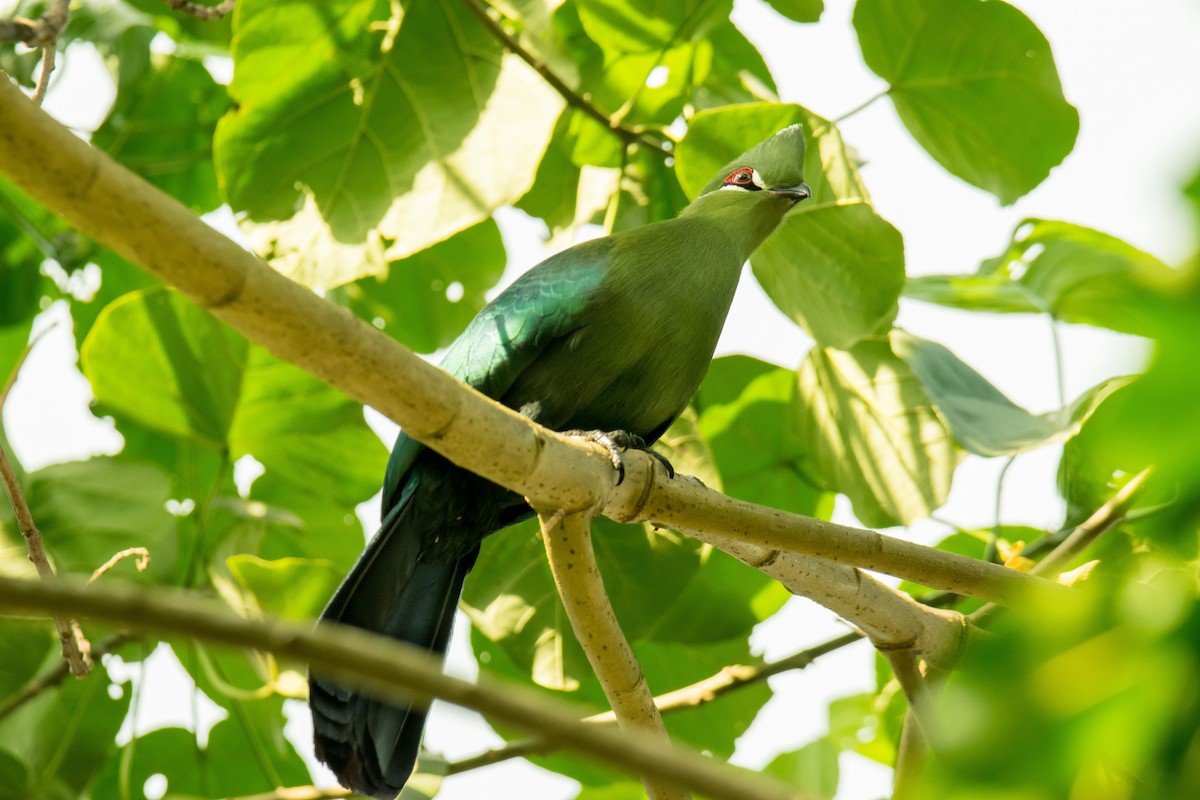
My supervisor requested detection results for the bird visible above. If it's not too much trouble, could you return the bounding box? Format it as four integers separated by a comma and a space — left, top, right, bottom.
309, 125, 810, 799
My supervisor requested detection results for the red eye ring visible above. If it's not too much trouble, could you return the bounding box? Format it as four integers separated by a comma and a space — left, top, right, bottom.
723, 167, 759, 189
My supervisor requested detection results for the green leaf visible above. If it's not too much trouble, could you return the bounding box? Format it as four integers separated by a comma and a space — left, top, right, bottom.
676, 102, 904, 348
92, 54, 228, 213
756, 201, 904, 348
575, 0, 732, 53
764, 737, 839, 799
226, 554, 342, 622
691, 20, 779, 110
0, 621, 55, 700
795, 338, 958, 526
765, 0, 824, 24
905, 219, 1176, 336
695, 355, 832, 518
228, 346, 387, 507
337, 220, 507, 354
0, 749, 33, 800
216, 0, 562, 289
893, 329, 1135, 457
81, 289, 247, 447
853, 0, 1079, 203
22, 457, 176, 582
67, 249, 161, 352
82, 288, 386, 507
0, 664, 130, 795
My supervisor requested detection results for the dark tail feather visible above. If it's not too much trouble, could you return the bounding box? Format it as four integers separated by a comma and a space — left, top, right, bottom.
310, 495, 476, 800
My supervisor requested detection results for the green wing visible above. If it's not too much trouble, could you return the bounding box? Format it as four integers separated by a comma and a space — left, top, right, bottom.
382, 238, 612, 508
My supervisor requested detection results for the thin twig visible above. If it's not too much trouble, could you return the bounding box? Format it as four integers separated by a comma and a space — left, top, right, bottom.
971, 468, 1153, 625
162, 0, 236, 20
0, 331, 92, 677
457, 0, 670, 155
0, 575, 806, 800
0, 0, 70, 105
446, 631, 864, 775
0, 631, 132, 722
539, 508, 687, 800
88, 547, 151, 583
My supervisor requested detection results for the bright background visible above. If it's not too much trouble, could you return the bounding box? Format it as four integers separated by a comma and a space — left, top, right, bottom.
6, 1, 1200, 798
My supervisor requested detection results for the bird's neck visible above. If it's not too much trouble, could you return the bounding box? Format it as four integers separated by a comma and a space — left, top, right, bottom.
679, 192, 792, 261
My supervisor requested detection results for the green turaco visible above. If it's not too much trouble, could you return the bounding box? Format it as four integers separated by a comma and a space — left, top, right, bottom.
310, 125, 810, 798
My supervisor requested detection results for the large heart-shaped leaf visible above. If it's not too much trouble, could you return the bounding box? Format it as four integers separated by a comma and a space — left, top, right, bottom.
854, 0, 1078, 204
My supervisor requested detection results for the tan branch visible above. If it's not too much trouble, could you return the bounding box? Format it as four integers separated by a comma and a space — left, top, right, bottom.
228, 787, 353, 800
0, 79, 1061, 620
0, 575, 806, 800
162, 0, 236, 20
538, 508, 686, 800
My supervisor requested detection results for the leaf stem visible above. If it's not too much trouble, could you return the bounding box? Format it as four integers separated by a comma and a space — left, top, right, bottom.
833, 89, 888, 124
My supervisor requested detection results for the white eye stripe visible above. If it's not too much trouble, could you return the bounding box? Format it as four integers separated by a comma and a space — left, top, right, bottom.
722, 167, 766, 191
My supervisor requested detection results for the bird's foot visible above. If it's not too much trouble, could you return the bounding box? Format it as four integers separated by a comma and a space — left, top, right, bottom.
564, 429, 675, 484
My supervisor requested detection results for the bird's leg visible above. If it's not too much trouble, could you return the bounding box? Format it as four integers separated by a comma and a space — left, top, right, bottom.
563, 429, 676, 484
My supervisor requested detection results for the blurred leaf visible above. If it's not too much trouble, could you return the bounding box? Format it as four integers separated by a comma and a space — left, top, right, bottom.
854, 0, 1078, 204
695, 355, 832, 518
0, 179, 76, 326
893, 330, 1133, 457
248, 472, 367, 572
0, 664, 129, 795
0, 322, 32, 390
226, 554, 342, 622
676, 102, 903, 348
92, 728, 203, 800
764, 737, 839, 798
92, 54, 228, 212
613, 145, 690, 231
0, 749, 33, 800
337, 220, 507, 354
765, 0, 824, 23
217, 0, 562, 288
0, 621, 54, 698
906, 219, 1175, 336
795, 338, 958, 526
23, 457, 176, 582
575, 0, 731, 52
923, 567, 1200, 798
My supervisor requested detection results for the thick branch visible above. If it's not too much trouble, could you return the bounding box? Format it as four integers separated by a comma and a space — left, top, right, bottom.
162, 0, 236, 20
538, 509, 685, 800
0, 78, 1059, 614
0, 575, 805, 800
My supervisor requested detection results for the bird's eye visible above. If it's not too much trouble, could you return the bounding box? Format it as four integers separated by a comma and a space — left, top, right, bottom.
722, 167, 761, 190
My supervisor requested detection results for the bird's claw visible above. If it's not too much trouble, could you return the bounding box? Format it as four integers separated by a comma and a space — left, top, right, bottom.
564, 429, 676, 484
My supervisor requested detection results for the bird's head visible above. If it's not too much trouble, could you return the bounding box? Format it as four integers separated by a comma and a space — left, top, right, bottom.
697, 124, 811, 205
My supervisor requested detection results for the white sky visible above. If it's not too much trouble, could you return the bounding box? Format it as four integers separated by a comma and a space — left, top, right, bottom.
7, 1, 1200, 799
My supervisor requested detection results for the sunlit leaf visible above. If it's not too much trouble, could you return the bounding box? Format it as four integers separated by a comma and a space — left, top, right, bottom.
575, 0, 732, 53
216, 0, 562, 288
905, 219, 1176, 336
764, 737, 839, 798
795, 338, 958, 526
854, 0, 1078, 203
226, 554, 342, 622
